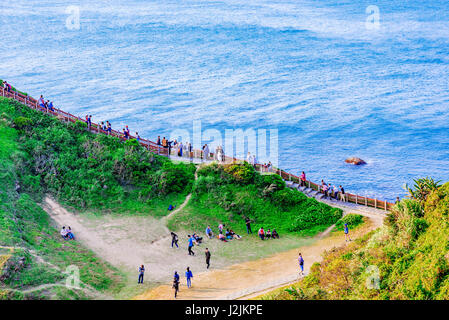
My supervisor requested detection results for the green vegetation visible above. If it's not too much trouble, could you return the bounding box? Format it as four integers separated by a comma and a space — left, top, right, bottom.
0, 97, 196, 215
168, 162, 343, 236
334, 214, 365, 232
0, 95, 343, 300
0, 114, 123, 299
0, 96, 196, 299
261, 179, 449, 300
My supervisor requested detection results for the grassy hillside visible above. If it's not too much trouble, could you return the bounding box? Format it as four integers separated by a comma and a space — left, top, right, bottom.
168, 162, 343, 236
260, 179, 449, 300
0, 96, 196, 299
0, 97, 196, 216
0, 112, 123, 299
0, 96, 343, 299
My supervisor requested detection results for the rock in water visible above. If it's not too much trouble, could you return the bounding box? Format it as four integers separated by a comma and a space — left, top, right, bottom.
345, 157, 367, 165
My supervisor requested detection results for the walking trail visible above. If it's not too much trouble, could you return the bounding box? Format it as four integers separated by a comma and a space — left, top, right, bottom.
41, 192, 385, 300
134, 201, 385, 300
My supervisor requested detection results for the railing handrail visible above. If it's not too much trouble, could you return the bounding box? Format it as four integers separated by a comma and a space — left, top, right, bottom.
1, 84, 394, 211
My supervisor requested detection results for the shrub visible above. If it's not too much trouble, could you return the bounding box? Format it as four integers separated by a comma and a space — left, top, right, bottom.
270, 188, 307, 209
71, 120, 87, 133
152, 161, 196, 195
256, 173, 286, 190
223, 161, 256, 184
13, 116, 32, 129
335, 214, 364, 231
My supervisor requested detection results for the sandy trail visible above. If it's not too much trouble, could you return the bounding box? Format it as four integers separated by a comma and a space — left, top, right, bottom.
135, 206, 384, 300
41, 196, 206, 282
41, 194, 385, 300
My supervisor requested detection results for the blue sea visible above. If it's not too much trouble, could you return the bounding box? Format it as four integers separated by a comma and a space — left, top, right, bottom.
1, 0, 448, 201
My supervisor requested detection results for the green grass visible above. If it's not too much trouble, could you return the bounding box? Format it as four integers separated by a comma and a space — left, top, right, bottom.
0, 105, 125, 299
0, 97, 195, 216
0, 95, 343, 300
334, 214, 365, 232
169, 162, 343, 237
262, 183, 449, 300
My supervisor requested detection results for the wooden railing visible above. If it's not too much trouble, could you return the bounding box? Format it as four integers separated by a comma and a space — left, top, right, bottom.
1, 85, 394, 211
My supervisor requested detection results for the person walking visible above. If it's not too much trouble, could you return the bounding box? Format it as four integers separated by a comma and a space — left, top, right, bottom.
188, 235, 195, 256
173, 271, 180, 298
300, 171, 306, 187
245, 217, 252, 234
185, 267, 193, 288
298, 253, 304, 276
173, 276, 180, 298
171, 232, 179, 248
344, 223, 351, 242
138, 265, 145, 284
205, 248, 211, 269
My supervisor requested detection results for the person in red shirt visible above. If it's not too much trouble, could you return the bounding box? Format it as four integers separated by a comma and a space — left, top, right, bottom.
258, 227, 265, 240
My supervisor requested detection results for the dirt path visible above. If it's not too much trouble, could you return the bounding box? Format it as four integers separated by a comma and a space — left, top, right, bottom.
41, 192, 385, 300
134, 208, 383, 300
41, 197, 197, 280
162, 169, 198, 222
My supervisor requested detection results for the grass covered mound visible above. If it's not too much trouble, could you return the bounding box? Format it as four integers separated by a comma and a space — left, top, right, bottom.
0, 117, 123, 300
0, 97, 196, 216
334, 214, 364, 232
168, 162, 343, 236
262, 180, 449, 300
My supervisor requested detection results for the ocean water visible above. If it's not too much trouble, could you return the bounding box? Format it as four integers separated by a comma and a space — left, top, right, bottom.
1, 0, 448, 201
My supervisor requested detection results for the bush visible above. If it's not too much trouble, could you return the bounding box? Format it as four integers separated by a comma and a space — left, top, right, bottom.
270, 188, 307, 209
256, 173, 286, 190
291, 204, 342, 232
151, 161, 196, 195
13, 116, 32, 129
71, 120, 87, 133
223, 161, 256, 184
335, 214, 364, 231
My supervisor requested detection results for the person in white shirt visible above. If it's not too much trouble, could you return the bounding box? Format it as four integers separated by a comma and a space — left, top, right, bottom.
60, 226, 68, 239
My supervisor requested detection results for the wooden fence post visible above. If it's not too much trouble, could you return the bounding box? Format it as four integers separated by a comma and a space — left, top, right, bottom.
355, 195, 358, 205
375, 198, 377, 208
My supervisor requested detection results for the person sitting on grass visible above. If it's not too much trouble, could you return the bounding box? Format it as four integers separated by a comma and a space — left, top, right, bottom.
205, 225, 213, 239
272, 229, 279, 239
66, 226, 75, 240
193, 233, 203, 244
258, 227, 265, 240
225, 229, 233, 240
60, 226, 68, 239
218, 232, 228, 242
265, 229, 272, 239
229, 229, 242, 240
